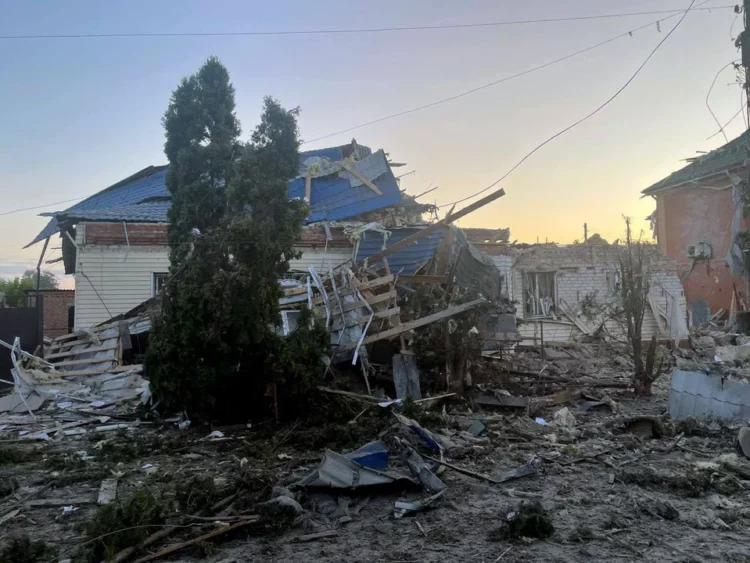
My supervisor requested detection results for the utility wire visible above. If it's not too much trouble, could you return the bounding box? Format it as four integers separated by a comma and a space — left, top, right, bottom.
0, 197, 87, 217
0, 9, 678, 219
0, 6, 733, 40
0, 0, 716, 218
706, 61, 739, 144
436, 0, 699, 210
304, 5, 714, 144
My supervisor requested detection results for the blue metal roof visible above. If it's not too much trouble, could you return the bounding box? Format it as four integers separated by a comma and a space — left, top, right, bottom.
27, 166, 168, 247
354, 227, 446, 276
62, 201, 171, 223
27, 145, 402, 247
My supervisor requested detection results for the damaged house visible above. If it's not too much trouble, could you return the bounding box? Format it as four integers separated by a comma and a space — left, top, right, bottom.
26, 141, 431, 329
642, 130, 749, 324
464, 232, 688, 345
24, 141, 513, 350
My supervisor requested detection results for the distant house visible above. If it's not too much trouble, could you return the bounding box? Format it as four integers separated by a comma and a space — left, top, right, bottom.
26, 141, 431, 329
463, 233, 688, 344
641, 131, 748, 322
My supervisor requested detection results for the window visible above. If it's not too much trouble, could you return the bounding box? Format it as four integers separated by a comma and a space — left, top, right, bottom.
605, 270, 621, 295
152, 273, 169, 296
523, 272, 556, 317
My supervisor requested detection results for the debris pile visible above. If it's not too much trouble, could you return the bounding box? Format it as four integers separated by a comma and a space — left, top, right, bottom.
0, 317, 149, 440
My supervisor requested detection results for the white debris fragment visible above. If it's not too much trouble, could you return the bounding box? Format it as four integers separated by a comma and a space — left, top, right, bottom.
553, 407, 576, 428
205, 430, 225, 440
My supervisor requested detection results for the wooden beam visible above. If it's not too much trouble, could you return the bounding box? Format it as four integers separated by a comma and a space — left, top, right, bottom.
399, 275, 448, 285
365, 188, 505, 265
46, 343, 119, 360
336, 298, 485, 351
340, 290, 396, 313
344, 166, 383, 195
59, 364, 143, 377
52, 356, 118, 368
330, 307, 400, 331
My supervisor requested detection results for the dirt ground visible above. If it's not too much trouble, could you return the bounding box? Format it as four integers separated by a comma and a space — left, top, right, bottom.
2, 363, 750, 563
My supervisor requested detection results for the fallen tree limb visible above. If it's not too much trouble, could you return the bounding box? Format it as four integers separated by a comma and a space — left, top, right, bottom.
423, 455, 502, 485
106, 494, 239, 563
132, 518, 258, 563
318, 387, 382, 403
291, 530, 338, 543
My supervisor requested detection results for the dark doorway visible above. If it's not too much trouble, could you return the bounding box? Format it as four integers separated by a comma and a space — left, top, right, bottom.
0, 306, 40, 388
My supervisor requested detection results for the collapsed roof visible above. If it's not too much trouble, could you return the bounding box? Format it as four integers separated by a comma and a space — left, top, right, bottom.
26, 141, 405, 247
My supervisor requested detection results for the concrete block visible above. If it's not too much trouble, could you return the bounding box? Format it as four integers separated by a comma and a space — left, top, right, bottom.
669, 369, 750, 422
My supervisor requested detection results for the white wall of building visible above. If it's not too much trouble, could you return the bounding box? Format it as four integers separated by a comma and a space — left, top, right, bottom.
74, 235, 354, 329
74, 243, 170, 330
508, 259, 686, 344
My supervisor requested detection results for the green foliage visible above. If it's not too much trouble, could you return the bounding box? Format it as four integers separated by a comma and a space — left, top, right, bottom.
408, 285, 486, 392
147, 58, 324, 422
77, 490, 166, 563
0, 535, 55, 563
0, 269, 58, 307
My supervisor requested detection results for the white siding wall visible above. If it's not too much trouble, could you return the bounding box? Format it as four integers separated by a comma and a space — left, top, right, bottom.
74, 239, 354, 329
288, 248, 353, 273
508, 261, 686, 343
75, 245, 170, 330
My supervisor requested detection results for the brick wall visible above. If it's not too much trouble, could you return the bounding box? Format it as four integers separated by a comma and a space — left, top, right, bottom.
659, 185, 745, 314
29, 290, 75, 339
84, 223, 168, 246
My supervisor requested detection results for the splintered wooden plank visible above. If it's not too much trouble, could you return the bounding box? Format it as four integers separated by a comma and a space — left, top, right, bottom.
46, 343, 119, 360
59, 364, 143, 377
51, 356, 118, 368
340, 290, 396, 313
336, 298, 486, 351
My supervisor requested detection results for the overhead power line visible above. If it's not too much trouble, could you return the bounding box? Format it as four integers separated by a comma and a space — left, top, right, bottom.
0, 5, 734, 40
0, 197, 87, 217
0, 0, 716, 218
304, 4, 713, 143
437, 0, 699, 210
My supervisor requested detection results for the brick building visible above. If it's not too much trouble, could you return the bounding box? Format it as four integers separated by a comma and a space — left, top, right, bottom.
25, 289, 75, 339
642, 131, 748, 323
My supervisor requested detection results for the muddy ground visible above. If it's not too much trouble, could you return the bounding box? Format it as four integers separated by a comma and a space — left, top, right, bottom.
2, 360, 750, 563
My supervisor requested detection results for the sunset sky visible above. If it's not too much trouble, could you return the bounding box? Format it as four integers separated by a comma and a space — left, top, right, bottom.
0, 0, 745, 286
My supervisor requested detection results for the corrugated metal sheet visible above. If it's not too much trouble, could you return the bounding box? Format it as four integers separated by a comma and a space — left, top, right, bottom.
289, 150, 402, 223
669, 369, 750, 421
354, 227, 446, 275
28, 147, 401, 246
63, 201, 170, 223
28, 167, 168, 247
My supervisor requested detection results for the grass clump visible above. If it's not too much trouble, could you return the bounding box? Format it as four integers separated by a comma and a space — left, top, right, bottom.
0, 535, 56, 563
488, 501, 554, 542
77, 490, 166, 562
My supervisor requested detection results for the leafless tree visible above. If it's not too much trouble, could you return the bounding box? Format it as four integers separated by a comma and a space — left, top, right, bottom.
617, 217, 664, 395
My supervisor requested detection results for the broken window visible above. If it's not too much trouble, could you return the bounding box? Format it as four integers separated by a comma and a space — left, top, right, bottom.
523, 272, 556, 318
605, 270, 621, 295
152, 273, 169, 296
